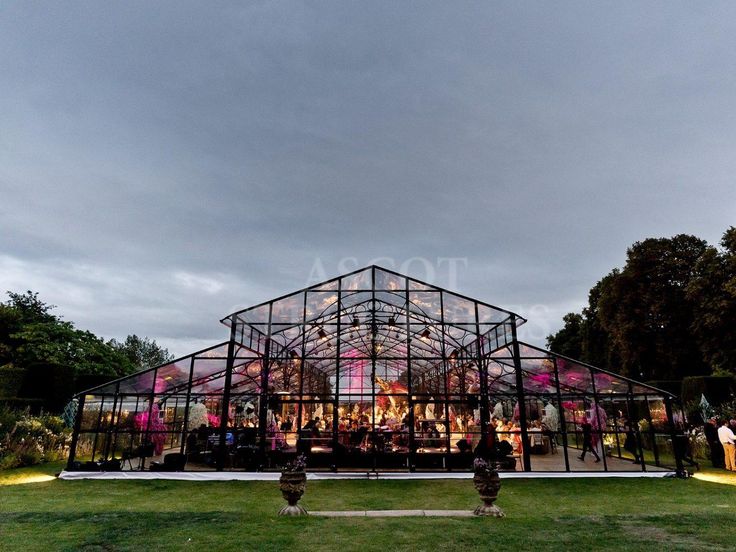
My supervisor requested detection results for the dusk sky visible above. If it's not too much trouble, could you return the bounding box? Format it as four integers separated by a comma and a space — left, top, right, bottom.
2, 3, 735, 356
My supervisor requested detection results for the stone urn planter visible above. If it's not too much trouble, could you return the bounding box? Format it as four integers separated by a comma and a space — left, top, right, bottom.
472, 457, 504, 517
278, 454, 308, 516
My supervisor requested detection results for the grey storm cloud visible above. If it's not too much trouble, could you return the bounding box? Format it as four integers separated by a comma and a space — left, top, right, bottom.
1, 2, 735, 355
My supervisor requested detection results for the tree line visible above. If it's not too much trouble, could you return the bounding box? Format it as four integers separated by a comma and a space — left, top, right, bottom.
0, 291, 173, 412
547, 227, 736, 383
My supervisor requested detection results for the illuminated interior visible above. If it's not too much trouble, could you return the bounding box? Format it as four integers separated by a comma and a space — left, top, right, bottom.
67, 266, 684, 473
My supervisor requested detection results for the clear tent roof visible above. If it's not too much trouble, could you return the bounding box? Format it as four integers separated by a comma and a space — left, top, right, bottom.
223, 266, 522, 329
221, 265, 526, 378
87, 342, 264, 397
79, 266, 675, 399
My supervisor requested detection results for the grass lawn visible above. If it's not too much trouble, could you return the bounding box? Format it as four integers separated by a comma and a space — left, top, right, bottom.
2, 463, 736, 551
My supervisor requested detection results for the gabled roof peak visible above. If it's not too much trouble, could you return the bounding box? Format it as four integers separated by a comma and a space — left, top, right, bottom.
220, 264, 525, 326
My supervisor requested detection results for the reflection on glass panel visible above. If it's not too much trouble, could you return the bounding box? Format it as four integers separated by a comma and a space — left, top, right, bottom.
372, 358, 407, 384
341, 268, 373, 290
477, 303, 507, 323
444, 325, 473, 349
270, 294, 304, 323
339, 290, 372, 310
408, 279, 432, 291
118, 370, 156, 394
409, 291, 442, 318
304, 292, 339, 321
556, 360, 593, 393
374, 268, 406, 291
487, 360, 516, 393
194, 343, 231, 359
489, 344, 514, 360
241, 304, 270, 324
441, 292, 477, 323
156, 360, 191, 390
191, 358, 227, 385
409, 323, 442, 357
374, 290, 406, 310
521, 360, 557, 394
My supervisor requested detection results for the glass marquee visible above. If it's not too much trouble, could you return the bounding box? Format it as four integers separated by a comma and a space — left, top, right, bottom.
67, 266, 685, 474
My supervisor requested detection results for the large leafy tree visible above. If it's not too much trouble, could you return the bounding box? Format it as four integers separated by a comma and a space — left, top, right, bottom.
108, 334, 173, 370
546, 313, 583, 359
547, 273, 622, 370
0, 292, 56, 367
580, 272, 620, 370
0, 291, 137, 411
597, 234, 712, 381
688, 227, 736, 374
547, 233, 730, 381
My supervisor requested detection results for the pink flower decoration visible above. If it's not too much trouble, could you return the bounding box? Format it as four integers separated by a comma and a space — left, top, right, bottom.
530, 373, 552, 388
134, 403, 167, 455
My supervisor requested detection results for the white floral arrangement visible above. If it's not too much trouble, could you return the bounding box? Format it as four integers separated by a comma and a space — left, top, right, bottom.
187, 403, 209, 430
688, 427, 709, 460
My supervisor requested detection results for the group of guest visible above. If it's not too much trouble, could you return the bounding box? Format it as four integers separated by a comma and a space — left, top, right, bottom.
184, 423, 258, 459
705, 417, 736, 471
297, 411, 461, 452
490, 416, 557, 457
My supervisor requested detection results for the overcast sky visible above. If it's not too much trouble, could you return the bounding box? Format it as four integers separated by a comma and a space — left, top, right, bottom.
1, 2, 735, 356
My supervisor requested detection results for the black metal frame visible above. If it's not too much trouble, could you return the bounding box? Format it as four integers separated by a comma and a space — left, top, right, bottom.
67, 265, 683, 474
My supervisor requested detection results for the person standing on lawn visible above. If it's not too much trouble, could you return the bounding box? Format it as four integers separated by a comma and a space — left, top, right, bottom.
704, 417, 724, 468
718, 419, 736, 471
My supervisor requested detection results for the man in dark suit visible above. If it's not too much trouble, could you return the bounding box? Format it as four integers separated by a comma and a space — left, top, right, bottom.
705, 417, 724, 468
578, 420, 601, 462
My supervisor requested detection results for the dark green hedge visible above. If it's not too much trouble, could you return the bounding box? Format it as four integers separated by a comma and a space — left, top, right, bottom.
0, 364, 26, 399
681, 375, 736, 407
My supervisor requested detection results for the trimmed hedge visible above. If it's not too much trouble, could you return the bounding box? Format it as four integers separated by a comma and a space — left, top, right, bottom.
0, 364, 26, 399
681, 375, 736, 407
644, 380, 681, 396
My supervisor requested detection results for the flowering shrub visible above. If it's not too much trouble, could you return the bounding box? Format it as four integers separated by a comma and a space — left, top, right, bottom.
282, 454, 307, 473
473, 456, 499, 474
473, 456, 490, 472
133, 404, 167, 455
688, 427, 710, 460
715, 399, 736, 422
187, 402, 208, 430
0, 406, 71, 470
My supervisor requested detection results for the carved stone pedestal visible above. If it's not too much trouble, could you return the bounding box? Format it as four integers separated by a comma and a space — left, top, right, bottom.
472, 469, 504, 517
279, 471, 308, 516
